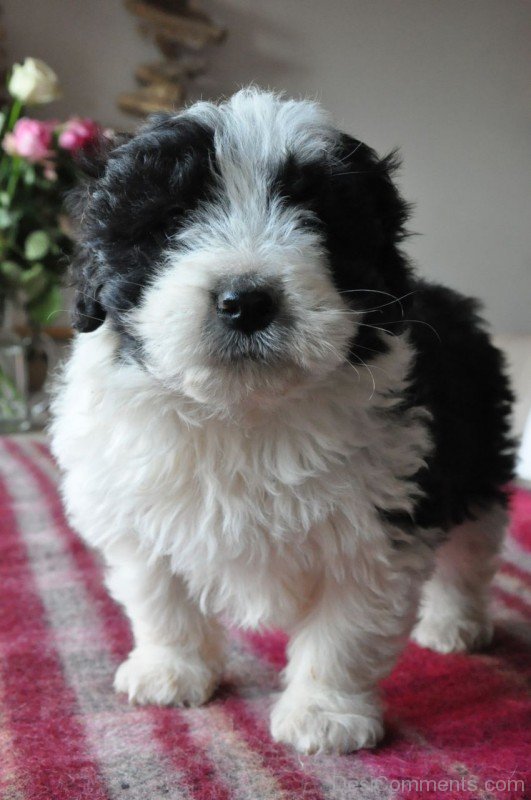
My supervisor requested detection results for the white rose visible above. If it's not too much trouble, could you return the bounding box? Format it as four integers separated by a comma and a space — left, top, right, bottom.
8, 58, 61, 105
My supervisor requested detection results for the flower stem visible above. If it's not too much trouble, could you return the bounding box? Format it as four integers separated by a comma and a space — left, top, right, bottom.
6, 98, 23, 133
6, 155, 21, 201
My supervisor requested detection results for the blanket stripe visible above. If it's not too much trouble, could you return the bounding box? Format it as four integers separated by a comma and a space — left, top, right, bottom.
23, 440, 352, 800
16, 439, 331, 800
2, 439, 193, 800
0, 436, 529, 800
9, 438, 232, 800
0, 457, 109, 800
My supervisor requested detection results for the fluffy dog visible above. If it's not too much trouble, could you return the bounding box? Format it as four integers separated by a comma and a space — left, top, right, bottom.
50, 89, 514, 755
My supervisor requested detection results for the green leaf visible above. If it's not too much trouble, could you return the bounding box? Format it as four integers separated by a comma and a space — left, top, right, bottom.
0, 192, 10, 207
8, 209, 22, 224
0, 208, 13, 229
27, 283, 62, 325
19, 262, 48, 300
0, 259, 23, 284
23, 165, 36, 185
24, 230, 50, 261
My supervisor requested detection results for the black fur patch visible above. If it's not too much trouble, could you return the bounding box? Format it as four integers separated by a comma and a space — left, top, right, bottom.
273, 136, 414, 356
273, 135, 514, 531
67, 115, 217, 334
396, 282, 515, 530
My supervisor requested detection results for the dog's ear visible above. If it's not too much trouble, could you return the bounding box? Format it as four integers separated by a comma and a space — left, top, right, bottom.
67, 132, 132, 333
69, 248, 106, 333
73, 130, 133, 180
332, 134, 411, 251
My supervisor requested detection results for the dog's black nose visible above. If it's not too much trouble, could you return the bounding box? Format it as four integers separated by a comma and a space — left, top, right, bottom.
216, 288, 278, 334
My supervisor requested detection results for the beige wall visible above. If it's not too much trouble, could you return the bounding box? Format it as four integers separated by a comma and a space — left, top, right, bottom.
3, 0, 530, 332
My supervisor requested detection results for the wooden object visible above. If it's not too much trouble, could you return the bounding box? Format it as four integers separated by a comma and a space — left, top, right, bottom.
118, 83, 185, 117
135, 57, 205, 87
119, 0, 226, 118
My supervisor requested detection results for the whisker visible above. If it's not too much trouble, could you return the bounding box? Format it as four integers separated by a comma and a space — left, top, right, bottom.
341, 141, 364, 162
50, 307, 104, 327
351, 341, 387, 355
361, 290, 418, 317
355, 322, 398, 338
319, 340, 386, 402
356, 318, 440, 343
338, 288, 402, 302
319, 341, 361, 383
382, 318, 441, 342
351, 353, 394, 380
338, 288, 398, 297
349, 352, 377, 400
314, 295, 414, 317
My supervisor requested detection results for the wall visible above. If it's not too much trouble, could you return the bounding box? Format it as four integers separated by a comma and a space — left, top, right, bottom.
3, 0, 530, 332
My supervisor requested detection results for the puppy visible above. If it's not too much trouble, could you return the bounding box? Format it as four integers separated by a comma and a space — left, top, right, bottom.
50, 89, 514, 755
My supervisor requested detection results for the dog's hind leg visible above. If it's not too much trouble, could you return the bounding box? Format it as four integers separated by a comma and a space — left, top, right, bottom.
104, 542, 224, 706
411, 503, 507, 653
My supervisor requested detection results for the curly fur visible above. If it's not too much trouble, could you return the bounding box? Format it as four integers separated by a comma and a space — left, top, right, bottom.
50, 88, 514, 754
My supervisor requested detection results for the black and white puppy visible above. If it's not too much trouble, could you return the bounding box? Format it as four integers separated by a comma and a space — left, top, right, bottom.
51, 89, 514, 755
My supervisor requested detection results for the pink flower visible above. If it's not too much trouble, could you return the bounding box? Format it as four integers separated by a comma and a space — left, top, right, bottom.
58, 117, 101, 152
2, 117, 55, 162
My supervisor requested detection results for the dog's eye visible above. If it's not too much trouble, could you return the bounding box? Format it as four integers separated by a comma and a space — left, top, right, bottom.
157, 204, 185, 231
298, 212, 323, 233
274, 155, 326, 209
165, 203, 185, 219
126, 202, 186, 245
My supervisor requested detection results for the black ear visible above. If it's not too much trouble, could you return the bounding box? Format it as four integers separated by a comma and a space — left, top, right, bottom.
333, 134, 411, 249
67, 132, 132, 333
66, 131, 133, 223
73, 130, 133, 179
69, 248, 105, 333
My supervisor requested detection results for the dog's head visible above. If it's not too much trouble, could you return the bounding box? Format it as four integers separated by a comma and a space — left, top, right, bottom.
70, 89, 411, 408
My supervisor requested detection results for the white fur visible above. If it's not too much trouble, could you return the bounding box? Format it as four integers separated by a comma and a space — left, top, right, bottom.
50, 89, 506, 754
412, 505, 505, 653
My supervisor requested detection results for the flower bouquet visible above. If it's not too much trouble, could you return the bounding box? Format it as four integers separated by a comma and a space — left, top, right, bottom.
0, 57, 104, 430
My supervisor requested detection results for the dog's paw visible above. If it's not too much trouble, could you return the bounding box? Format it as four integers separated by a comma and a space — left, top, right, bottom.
114, 644, 218, 707
270, 686, 383, 755
411, 612, 493, 654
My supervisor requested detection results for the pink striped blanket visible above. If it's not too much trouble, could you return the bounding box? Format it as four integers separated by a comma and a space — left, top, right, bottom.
0, 437, 529, 799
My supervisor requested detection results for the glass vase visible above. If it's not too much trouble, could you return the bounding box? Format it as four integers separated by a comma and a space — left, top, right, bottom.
0, 299, 31, 433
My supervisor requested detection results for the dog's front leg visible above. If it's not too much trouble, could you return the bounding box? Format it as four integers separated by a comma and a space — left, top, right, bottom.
105, 545, 224, 707
270, 561, 421, 754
